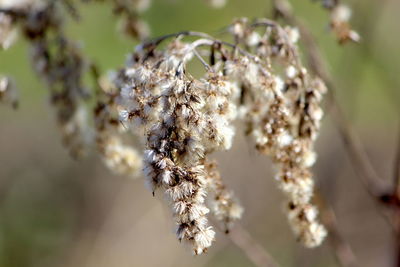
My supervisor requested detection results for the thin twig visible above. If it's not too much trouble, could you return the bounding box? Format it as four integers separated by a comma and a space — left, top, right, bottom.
315, 190, 359, 267
192, 48, 212, 71
323, 209, 358, 267
142, 31, 213, 48
222, 223, 279, 267
141, 30, 262, 64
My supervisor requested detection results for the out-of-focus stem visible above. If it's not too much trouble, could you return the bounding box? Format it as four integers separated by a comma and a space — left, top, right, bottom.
316, 191, 358, 267
227, 224, 279, 267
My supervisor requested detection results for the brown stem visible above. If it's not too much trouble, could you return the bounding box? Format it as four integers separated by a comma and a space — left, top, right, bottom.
393, 126, 400, 267
316, 191, 359, 267
396, 214, 400, 267
227, 224, 279, 267
393, 127, 400, 198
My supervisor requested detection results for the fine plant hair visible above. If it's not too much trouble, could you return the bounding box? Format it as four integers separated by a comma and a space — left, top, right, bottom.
6, 0, 397, 266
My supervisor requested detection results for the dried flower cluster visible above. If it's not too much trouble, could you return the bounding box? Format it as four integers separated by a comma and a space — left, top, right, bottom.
227, 18, 327, 247
1, 0, 335, 255
317, 0, 360, 43
111, 38, 244, 253
100, 17, 328, 252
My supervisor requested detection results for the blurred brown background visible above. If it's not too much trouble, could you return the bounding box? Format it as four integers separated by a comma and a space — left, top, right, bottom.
0, 0, 399, 266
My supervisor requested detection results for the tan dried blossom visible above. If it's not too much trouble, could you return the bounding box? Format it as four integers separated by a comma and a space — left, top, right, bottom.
109, 36, 250, 253
94, 78, 142, 177
329, 4, 360, 43
222, 18, 327, 247
315, 0, 360, 43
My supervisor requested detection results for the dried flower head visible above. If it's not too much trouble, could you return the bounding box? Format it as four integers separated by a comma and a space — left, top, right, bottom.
314, 0, 360, 43
114, 39, 243, 253
330, 4, 360, 43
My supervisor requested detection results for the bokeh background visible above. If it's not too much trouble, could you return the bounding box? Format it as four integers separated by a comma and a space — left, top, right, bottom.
1, 0, 399, 266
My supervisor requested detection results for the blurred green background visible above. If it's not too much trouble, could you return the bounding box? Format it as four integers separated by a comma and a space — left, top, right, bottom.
0, 0, 399, 266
